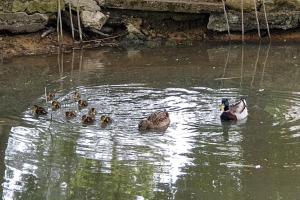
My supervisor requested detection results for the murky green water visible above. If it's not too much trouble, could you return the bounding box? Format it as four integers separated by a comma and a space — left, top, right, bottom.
0, 44, 300, 200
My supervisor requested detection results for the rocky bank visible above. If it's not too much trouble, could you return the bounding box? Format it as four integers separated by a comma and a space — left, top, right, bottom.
1, 0, 300, 58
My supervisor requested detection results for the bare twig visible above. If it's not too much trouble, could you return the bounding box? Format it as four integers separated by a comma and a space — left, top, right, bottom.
253, 0, 261, 38
221, 0, 231, 38
58, 0, 63, 41
262, 0, 271, 39
77, 0, 83, 42
241, 0, 244, 42
69, 2, 75, 40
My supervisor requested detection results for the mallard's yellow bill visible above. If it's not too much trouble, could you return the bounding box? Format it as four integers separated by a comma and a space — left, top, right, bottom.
219, 104, 225, 111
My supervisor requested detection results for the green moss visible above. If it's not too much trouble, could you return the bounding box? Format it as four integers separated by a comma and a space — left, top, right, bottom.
12, 0, 65, 14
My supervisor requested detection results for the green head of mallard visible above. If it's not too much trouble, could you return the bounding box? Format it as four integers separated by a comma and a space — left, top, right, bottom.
220, 98, 230, 111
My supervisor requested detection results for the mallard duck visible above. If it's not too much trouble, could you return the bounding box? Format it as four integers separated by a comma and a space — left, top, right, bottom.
51, 100, 61, 110
73, 91, 81, 101
78, 100, 88, 109
81, 114, 95, 125
138, 110, 170, 131
100, 115, 112, 127
47, 92, 55, 101
65, 111, 76, 119
220, 98, 248, 121
32, 105, 48, 115
88, 108, 97, 116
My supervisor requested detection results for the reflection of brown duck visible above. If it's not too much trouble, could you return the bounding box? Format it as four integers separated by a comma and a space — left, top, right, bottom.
73, 91, 81, 101
52, 100, 61, 110
138, 110, 170, 131
32, 105, 48, 115
81, 115, 95, 125
47, 92, 55, 101
100, 115, 112, 127
78, 100, 88, 109
65, 111, 76, 119
88, 108, 97, 117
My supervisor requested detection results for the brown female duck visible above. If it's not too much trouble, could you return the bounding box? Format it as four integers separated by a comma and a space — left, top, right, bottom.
138, 110, 170, 131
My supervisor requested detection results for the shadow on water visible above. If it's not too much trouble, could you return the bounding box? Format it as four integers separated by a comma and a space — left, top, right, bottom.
0, 43, 300, 199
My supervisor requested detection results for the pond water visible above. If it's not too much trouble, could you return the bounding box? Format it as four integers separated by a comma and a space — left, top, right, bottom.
0, 43, 300, 200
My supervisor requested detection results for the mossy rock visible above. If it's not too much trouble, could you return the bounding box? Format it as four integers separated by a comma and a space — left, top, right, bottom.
12, 0, 65, 14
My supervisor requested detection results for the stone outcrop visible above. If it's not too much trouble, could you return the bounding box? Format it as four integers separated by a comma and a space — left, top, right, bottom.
207, 10, 300, 32
11, 0, 64, 14
0, 12, 48, 33
225, 0, 260, 12
65, 0, 101, 12
81, 10, 108, 31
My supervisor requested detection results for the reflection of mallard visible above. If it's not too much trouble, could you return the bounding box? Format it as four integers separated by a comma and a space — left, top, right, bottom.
73, 91, 81, 101
100, 115, 112, 127
220, 98, 248, 121
52, 100, 61, 110
81, 115, 95, 125
47, 92, 55, 101
65, 111, 76, 119
138, 110, 170, 131
88, 108, 97, 116
32, 105, 47, 115
78, 100, 88, 108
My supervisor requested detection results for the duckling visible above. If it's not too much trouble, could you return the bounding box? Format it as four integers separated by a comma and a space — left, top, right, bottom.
47, 92, 55, 101
78, 100, 88, 109
81, 114, 95, 125
65, 111, 76, 119
88, 108, 97, 117
32, 105, 48, 116
100, 115, 112, 124
73, 91, 81, 101
138, 110, 170, 131
220, 98, 248, 121
51, 100, 61, 110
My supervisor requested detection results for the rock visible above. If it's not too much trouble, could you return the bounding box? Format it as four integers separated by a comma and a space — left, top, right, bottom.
12, 0, 64, 14
0, 12, 48, 33
81, 10, 108, 30
65, 0, 101, 12
96, 0, 105, 6
226, 0, 260, 12
207, 11, 300, 32
262, 0, 300, 12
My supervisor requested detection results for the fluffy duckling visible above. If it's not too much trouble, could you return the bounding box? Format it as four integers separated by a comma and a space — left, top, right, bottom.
78, 100, 88, 109
88, 108, 97, 117
47, 92, 55, 101
100, 115, 112, 127
220, 98, 248, 121
32, 105, 48, 116
73, 91, 81, 101
81, 114, 95, 125
138, 110, 170, 131
51, 100, 61, 110
65, 111, 76, 119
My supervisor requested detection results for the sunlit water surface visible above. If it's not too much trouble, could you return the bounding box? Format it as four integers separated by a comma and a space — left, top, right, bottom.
0, 44, 300, 200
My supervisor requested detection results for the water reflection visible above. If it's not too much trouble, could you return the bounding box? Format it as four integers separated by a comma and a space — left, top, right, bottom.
1, 44, 300, 199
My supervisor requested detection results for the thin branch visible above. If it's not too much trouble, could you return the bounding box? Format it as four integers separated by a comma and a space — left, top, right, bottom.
262, 0, 271, 39
221, 0, 231, 38
253, 0, 261, 38
77, 0, 83, 42
69, 2, 75, 40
